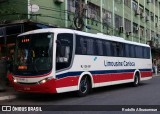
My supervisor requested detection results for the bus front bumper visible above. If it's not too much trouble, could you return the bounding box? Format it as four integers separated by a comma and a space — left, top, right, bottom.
12, 78, 57, 93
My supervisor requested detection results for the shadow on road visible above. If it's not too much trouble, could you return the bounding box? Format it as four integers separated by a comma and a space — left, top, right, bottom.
16, 91, 76, 102
92, 82, 148, 94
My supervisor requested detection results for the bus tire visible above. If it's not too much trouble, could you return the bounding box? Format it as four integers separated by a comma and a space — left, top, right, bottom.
132, 73, 140, 87
77, 76, 90, 97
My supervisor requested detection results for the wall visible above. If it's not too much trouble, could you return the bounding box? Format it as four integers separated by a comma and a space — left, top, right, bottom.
0, 0, 160, 45
0, 0, 28, 22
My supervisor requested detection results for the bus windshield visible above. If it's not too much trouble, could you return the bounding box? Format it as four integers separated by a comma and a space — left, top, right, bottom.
14, 33, 53, 76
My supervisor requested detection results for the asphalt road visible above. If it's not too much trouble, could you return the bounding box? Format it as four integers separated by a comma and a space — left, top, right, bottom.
1, 76, 160, 113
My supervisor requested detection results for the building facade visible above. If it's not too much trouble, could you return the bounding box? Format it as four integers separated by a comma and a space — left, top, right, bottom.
0, 0, 160, 64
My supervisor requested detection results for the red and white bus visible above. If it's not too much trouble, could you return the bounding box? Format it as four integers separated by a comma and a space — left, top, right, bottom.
11, 28, 152, 96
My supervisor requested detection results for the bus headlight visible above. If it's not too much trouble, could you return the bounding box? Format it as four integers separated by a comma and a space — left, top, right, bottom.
38, 77, 52, 84
13, 79, 17, 83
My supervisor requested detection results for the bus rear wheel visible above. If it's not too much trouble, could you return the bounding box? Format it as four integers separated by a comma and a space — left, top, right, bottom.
77, 76, 90, 97
133, 74, 140, 87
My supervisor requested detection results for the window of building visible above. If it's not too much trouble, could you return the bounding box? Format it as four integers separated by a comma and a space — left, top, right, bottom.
132, 1, 138, 11
145, 8, 149, 17
133, 23, 139, 34
139, 5, 144, 14
115, 0, 123, 4
150, 12, 154, 21
155, 0, 158, 7
158, 34, 160, 38
87, 2, 100, 21
140, 26, 144, 37
156, 34, 159, 40
124, 19, 131, 32
102, 9, 112, 26
115, 14, 122, 30
124, 0, 131, 7
68, 0, 75, 12
151, 0, 154, 4
151, 31, 155, 39
146, 29, 150, 39
155, 15, 158, 23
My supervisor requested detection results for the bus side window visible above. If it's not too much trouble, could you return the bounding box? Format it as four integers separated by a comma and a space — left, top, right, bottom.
80, 37, 87, 55
76, 36, 93, 55
75, 37, 87, 55
87, 38, 94, 55
116, 43, 124, 57
143, 47, 150, 59
95, 40, 103, 56
103, 41, 111, 56
111, 42, 117, 56
147, 48, 150, 59
125, 44, 130, 57
56, 33, 73, 71
129, 45, 135, 58
76, 36, 84, 55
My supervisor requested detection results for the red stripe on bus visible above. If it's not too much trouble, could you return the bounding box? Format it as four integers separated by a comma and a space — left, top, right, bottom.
93, 72, 134, 83
141, 71, 152, 78
56, 76, 79, 88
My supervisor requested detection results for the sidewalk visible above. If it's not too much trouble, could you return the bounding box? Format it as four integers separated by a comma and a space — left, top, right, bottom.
153, 73, 160, 77
0, 86, 17, 101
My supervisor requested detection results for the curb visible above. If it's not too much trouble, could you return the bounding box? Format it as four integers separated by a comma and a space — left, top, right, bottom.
0, 95, 17, 101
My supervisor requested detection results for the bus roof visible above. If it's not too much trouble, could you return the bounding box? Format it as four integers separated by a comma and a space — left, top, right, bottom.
18, 28, 150, 47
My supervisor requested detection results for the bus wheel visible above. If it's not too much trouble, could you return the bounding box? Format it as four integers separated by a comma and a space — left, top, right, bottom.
133, 74, 140, 87
77, 76, 90, 97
